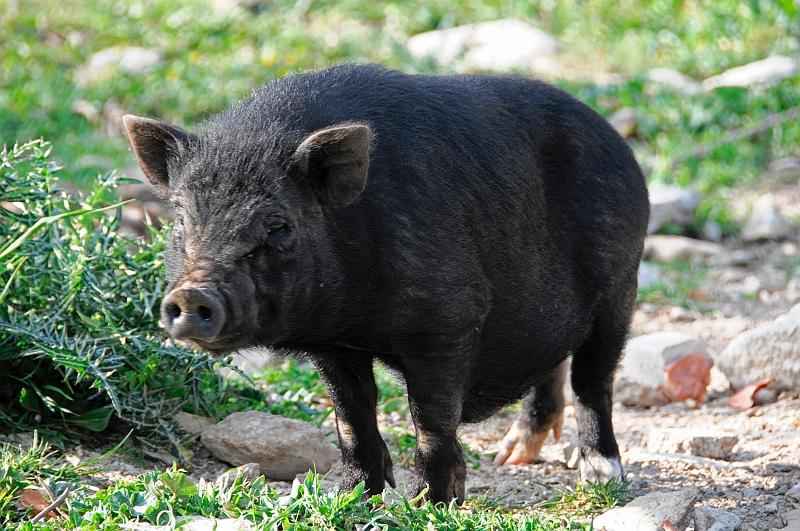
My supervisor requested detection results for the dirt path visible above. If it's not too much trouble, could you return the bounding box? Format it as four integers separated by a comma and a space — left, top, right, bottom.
457, 395, 800, 530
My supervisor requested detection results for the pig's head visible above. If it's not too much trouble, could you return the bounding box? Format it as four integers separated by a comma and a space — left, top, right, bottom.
122, 114, 372, 353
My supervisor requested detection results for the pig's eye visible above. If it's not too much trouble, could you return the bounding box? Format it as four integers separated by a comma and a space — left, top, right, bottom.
243, 220, 290, 259
265, 221, 289, 243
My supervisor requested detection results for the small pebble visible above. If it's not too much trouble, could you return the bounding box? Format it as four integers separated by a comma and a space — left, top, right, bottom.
767, 462, 799, 473
753, 388, 777, 405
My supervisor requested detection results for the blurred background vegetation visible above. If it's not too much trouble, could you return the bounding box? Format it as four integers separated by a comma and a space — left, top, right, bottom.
2, 0, 799, 233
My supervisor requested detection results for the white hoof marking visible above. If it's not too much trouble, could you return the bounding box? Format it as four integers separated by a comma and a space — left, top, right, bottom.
578, 452, 624, 482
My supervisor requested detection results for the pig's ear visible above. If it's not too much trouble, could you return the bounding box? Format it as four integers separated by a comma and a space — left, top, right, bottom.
292, 124, 372, 208
122, 114, 190, 198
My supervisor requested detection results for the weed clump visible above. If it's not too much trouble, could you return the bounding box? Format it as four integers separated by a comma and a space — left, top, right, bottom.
0, 140, 240, 453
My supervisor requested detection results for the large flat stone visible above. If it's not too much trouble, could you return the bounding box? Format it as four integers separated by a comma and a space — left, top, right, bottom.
647, 428, 739, 460
717, 304, 800, 390
407, 19, 559, 72
201, 411, 338, 481
593, 488, 700, 530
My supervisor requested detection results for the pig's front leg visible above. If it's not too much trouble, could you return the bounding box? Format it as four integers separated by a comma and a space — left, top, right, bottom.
311, 355, 395, 496
402, 352, 468, 505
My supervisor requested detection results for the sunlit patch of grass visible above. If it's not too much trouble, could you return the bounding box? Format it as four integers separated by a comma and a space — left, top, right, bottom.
241, 359, 333, 427
637, 260, 710, 309
375, 363, 409, 416
0, 431, 129, 527
2, 459, 608, 530
538, 478, 632, 518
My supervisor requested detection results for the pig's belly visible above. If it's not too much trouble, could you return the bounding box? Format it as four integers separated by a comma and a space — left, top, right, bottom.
459, 304, 590, 423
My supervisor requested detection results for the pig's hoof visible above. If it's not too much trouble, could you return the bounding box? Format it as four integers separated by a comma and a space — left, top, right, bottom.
413, 459, 466, 505
493, 411, 564, 466
339, 444, 396, 496
578, 451, 624, 483
413, 474, 466, 505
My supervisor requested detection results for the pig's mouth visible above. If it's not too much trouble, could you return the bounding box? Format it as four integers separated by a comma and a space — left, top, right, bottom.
177, 330, 260, 355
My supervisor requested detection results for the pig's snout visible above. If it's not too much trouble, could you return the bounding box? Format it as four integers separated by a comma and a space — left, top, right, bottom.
161, 286, 226, 342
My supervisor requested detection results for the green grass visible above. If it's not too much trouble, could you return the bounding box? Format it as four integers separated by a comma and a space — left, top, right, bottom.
1, 438, 630, 530
0, 434, 86, 525
219, 359, 333, 427
637, 260, 710, 309
538, 479, 632, 518
221, 358, 412, 426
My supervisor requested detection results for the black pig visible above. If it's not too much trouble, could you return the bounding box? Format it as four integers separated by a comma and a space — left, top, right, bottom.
123, 64, 649, 504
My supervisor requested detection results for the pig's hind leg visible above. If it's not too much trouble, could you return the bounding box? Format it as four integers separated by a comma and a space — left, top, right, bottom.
570, 290, 634, 483
493, 359, 568, 466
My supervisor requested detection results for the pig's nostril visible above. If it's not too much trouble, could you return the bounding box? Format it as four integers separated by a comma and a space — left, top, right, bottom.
162, 287, 225, 342
197, 305, 213, 321
166, 303, 182, 320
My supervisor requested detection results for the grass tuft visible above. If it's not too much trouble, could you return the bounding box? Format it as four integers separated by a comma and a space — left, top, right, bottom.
538, 478, 633, 518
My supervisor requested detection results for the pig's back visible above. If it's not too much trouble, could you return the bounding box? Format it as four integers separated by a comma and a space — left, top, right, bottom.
241, 65, 648, 337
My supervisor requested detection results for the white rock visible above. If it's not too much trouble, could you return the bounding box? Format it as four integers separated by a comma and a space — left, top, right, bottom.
703, 56, 799, 90
174, 412, 215, 436
563, 438, 580, 469
717, 304, 800, 390
701, 221, 723, 242
783, 509, 800, 531
615, 332, 709, 406
707, 366, 732, 396
643, 235, 725, 262
740, 275, 762, 296
593, 488, 700, 531
752, 387, 777, 405
407, 19, 559, 72
647, 184, 702, 234
124, 516, 255, 530
694, 506, 742, 531
646, 68, 702, 95
647, 428, 739, 460
669, 306, 696, 322
741, 194, 789, 242
0, 432, 36, 450
77, 46, 162, 85
637, 261, 660, 290
201, 411, 339, 481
